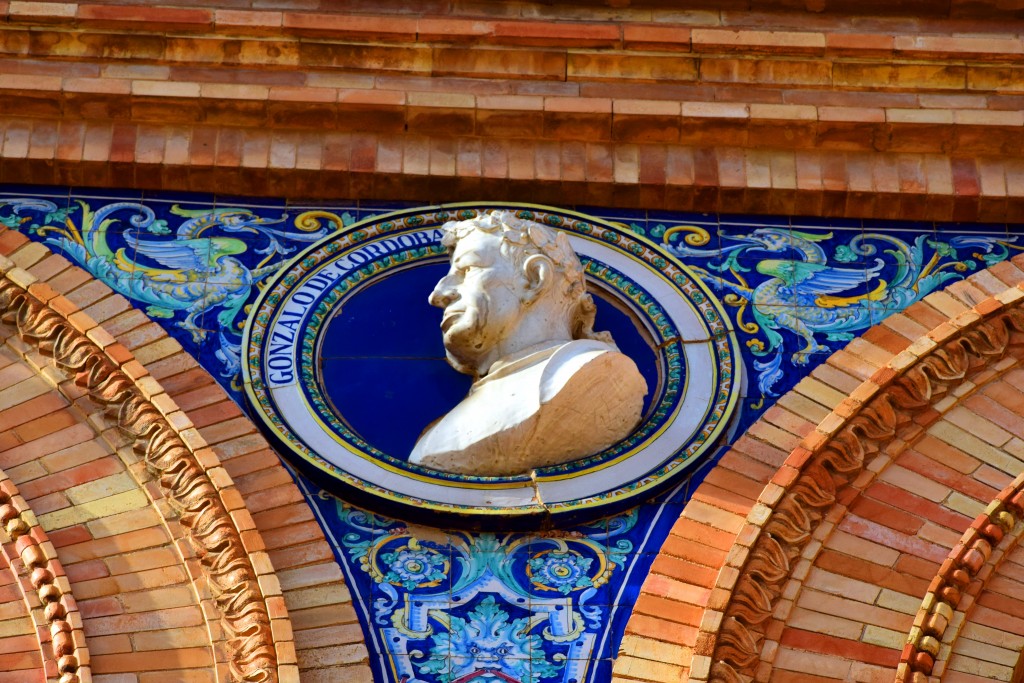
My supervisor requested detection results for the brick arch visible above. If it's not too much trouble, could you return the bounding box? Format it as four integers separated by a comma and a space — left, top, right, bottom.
752, 343, 1024, 683
0, 264, 236, 679
0, 241, 282, 680
899, 468, 1024, 682
615, 256, 1024, 683
0, 467, 88, 683
700, 282, 1024, 682
0, 228, 373, 682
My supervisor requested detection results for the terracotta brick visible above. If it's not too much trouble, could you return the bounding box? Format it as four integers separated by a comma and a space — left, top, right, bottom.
780, 630, 899, 668
692, 28, 826, 54
625, 613, 698, 647
634, 593, 703, 626
901, 448, 998, 502
569, 53, 698, 83
90, 647, 214, 673
972, 604, 1024, 637
214, 9, 283, 31
969, 66, 1024, 93
795, 588, 912, 633
825, 33, 895, 56
282, 12, 418, 41
670, 515, 740, 554
834, 62, 967, 90
816, 550, 929, 597
623, 24, 691, 51
750, 103, 817, 121
2, 423, 94, 468
300, 44, 430, 74
0, 393, 67, 432
13, 409, 79, 444
0, 652, 44, 673
19, 456, 125, 505
187, 400, 243, 430
491, 21, 619, 47
415, 16, 493, 42
77, 4, 213, 29
433, 47, 564, 80
288, 603, 359, 632
701, 57, 831, 86
849, 495, 924, 536
543, 109, 610, 142
9, 2, 76, 19
896, 35, 1024, 59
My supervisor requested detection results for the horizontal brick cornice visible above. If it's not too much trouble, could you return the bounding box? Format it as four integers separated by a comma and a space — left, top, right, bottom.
3, 2, 1022, 30
4, 117, 1020, 222
0, 4, 1020, 219
4, 84, 1023, 157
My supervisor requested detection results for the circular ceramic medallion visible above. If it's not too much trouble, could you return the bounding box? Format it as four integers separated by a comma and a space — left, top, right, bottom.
243, 203, 741, 526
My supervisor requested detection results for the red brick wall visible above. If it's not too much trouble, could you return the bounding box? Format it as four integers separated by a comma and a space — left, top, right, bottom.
0, 1, 1019, 219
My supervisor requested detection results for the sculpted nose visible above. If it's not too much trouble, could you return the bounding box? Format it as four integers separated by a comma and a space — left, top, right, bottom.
429, 278, 456, 308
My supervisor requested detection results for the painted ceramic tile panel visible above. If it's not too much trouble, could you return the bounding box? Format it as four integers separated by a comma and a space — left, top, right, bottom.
1, 185, 1020, 683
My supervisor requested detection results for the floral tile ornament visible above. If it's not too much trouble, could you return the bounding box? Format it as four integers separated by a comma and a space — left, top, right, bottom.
305, 491, 661, 683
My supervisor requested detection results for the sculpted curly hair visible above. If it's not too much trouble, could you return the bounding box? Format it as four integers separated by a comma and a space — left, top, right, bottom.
440, 210, 613, 343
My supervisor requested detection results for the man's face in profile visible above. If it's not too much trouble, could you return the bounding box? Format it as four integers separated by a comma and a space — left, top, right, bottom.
429, 229, 527, 376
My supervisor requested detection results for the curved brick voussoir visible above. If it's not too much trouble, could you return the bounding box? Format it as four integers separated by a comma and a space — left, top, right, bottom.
897, 470, 1024, 683
616, 255, 1024, 683
0, 239, 292, 682
696, 284, 1024, 681
0, 470, 88, 683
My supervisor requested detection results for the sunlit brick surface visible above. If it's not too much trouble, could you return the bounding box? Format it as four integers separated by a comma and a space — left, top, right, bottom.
0, 2, 1018, 219
621, 255, 1024, 682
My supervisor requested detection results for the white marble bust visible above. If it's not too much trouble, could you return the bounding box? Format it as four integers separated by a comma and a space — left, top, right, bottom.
409, 210, 647, 477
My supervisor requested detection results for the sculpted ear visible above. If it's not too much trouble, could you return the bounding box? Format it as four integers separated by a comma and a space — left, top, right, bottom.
522, 254, 553, 303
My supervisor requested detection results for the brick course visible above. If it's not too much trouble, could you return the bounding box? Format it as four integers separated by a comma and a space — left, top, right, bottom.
0, 4, 1017, 218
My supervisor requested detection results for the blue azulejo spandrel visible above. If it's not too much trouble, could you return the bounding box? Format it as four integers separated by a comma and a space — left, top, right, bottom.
656, 223, 1020, 402
0, 195, 348, 390
308, 495, 651, 683
243, 203, 744, 525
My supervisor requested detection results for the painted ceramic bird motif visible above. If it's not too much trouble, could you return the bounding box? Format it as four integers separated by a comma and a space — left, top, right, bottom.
28, 200, 288, 343
118, 229, 258, 339
668, 224, 1012, 392
749, 255, 884, 362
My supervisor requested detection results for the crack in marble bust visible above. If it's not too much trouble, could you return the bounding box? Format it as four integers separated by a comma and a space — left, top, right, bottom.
409, 210, 647, 477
